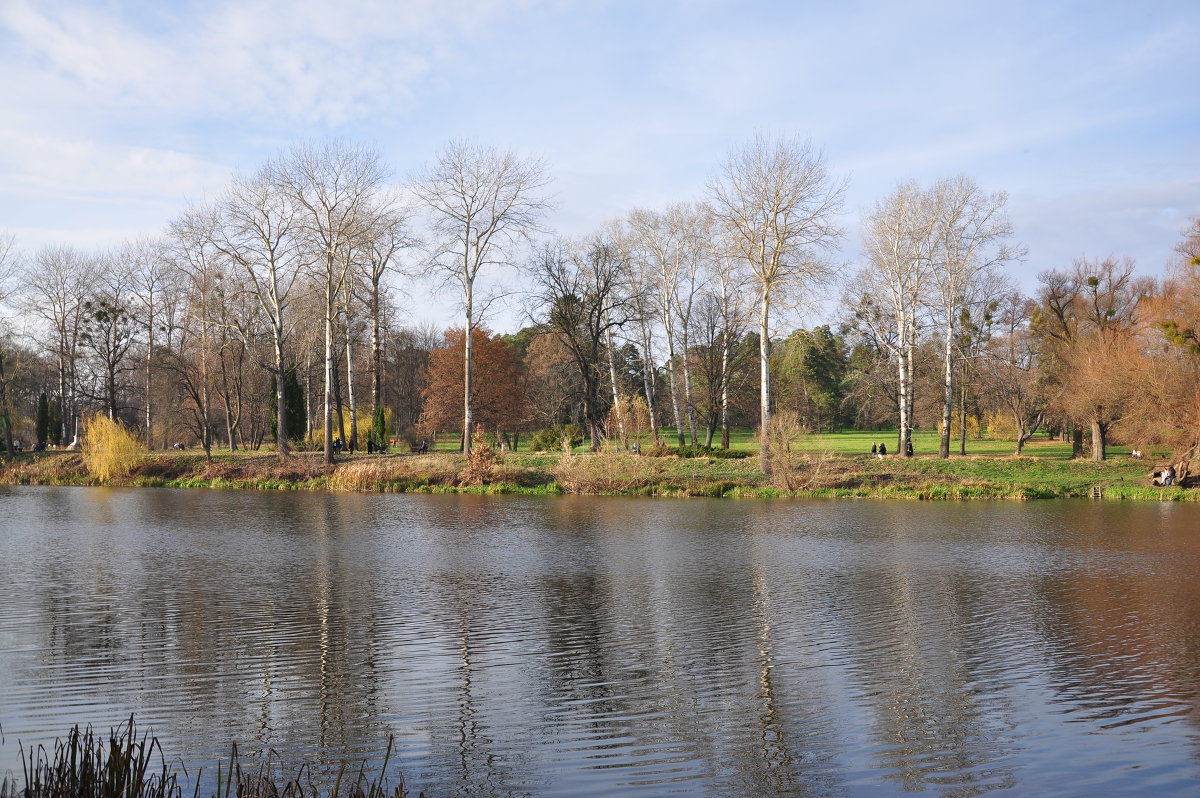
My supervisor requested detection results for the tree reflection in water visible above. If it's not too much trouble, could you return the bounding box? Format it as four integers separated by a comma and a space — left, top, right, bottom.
3, 488, 1200, 795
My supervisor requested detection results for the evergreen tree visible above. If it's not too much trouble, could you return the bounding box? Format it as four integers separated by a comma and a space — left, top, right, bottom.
269, 367, 307, 443
36, 393, 50, 445
48, 399, 62, 447
371, 404, 388, 448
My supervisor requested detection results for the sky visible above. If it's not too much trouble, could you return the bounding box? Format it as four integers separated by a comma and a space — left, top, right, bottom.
1, 0, 1197, 333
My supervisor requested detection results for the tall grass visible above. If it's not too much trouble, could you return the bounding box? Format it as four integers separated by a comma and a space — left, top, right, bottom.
81, 413, 143, 482
0, 718, 416, 798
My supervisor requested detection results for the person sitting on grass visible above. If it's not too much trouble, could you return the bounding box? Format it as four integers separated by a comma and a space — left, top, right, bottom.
879, 442, 887, 457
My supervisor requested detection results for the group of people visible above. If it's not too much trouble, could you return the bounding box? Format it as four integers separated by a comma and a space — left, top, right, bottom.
870, 441, 915, 458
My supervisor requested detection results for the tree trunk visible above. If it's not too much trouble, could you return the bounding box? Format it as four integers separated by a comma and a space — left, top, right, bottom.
958, 370, 968, 456
0, 353, 15, 462
939, 318, 954, 458
896, 311, 911, 461
679, 329, 697, 445
144, 330, 154, 450
604, 325, 626, 446
720, 333, 731, 449
304, 364, 312, 444
199, 324, 212, 463
463, 283, 474, 454
1071, 427, 1084, 459
1091, 417, 1107, 461
371, 280, 383, 410
639, 321, 659, 443
664, 326, 685, 447
758, 290, 771, 474
323, 285, 336, 465
346, 307, 358, 452
274, 334, 290, 460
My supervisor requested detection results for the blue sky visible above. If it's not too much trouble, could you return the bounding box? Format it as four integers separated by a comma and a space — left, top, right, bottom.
1, 0, 1196, 331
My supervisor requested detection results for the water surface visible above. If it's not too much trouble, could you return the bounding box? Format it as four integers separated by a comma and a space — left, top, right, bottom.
2, 487, 1199, 795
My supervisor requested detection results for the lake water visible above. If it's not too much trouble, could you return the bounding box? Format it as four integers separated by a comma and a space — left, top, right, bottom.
1, 486, 1199, 796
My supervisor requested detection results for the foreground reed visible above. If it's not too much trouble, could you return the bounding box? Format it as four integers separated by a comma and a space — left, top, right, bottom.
0, 719, 418, 798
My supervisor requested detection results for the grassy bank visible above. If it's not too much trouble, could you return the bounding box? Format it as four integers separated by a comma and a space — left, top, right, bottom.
0, 438, 1189, 501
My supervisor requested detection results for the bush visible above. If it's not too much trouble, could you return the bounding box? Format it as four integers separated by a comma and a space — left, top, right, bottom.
530, 424, 583, 452
983, 411, 1018, 441
653, 445, 750, 459
81, 414, 142, 482
460, 430, 498, 485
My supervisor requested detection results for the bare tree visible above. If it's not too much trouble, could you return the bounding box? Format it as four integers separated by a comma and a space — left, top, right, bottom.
169, 207, 232, 460
1032, 257, 1152, 460
982, 290, 1050, 454
0, 232, 18, 460
698, 227, 753, 447
708, 134, 845, 472
415, 140, 551, 453
27, 246, 96, 446
124, 238, 177, 448
204, 170, 304, 459
621, 233, 663, 442
271, 140, 388, 464
78, 253, 139, 421
529, 238, 631, 450
357, 202, 418, 413
928, 176, 1021, 457
628, 207, 687, 445
858, 180, 940, 458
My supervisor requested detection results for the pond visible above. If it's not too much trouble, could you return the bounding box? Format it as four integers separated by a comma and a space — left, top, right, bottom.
1, 486, 1199, 795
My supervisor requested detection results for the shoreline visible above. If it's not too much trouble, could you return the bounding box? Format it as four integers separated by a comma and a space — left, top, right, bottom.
0, 449, 1191, 502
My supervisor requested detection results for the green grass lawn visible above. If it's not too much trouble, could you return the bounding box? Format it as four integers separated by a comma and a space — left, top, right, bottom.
430, 427, 1168, 461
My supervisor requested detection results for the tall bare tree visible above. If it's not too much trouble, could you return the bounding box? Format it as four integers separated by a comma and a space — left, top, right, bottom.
699, 228, 753, 448
858, 180, 940, 458
358, 203, 418, 413
415, 140, 551, 453
204, 170, 304, 459
271, 140, 388, 464
708, 134, 845, 472
628, 206, 688, 445
126, 238, 176, 448
28, 246, 96, 446
0, 232, 18, 460
929, 176, 1021, 458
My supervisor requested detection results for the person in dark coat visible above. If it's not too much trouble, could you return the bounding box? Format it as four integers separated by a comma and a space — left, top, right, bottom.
879, 442, 887, 456
871, 443, 878, 456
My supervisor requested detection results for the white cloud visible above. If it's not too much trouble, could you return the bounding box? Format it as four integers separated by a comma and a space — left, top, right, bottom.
0, 127, 229, 201
0, 0, 532, 127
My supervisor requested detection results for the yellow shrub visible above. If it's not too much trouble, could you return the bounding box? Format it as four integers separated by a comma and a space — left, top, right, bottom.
983, 411, 1018, 441
939, 412, 981, 440
311, 406, 389, 449
82, 413, 143, 482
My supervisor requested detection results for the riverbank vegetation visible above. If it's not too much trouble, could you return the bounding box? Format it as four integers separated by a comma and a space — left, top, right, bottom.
1, 428, 1190, 501
0, 718, 414, 798
0, 138, 1196, 486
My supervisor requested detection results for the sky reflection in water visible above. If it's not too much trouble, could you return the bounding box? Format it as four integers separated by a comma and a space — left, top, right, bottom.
1, 487, 1199, 796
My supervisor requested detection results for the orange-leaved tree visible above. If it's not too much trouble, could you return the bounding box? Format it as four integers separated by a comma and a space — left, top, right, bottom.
418, 328, 526, 446
1122, 218, 1200, 479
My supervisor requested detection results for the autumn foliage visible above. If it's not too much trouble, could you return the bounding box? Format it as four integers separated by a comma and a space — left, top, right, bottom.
418, 328, 527, 437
